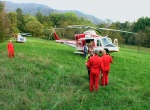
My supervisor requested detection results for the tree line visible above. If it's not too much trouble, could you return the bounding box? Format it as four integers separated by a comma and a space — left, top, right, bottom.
0, 1, 150, 48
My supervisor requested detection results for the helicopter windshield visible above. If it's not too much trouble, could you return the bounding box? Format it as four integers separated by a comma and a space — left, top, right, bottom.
101, 37, 112, 46
107, 38, 112, 44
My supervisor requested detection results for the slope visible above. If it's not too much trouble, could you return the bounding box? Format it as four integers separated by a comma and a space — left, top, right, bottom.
0, 38, 149, 109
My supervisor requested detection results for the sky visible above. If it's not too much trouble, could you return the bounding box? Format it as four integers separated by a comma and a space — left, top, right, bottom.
3, 0, 150, 23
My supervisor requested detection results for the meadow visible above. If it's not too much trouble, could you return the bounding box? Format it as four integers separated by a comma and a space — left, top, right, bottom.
0, 37, 150, 110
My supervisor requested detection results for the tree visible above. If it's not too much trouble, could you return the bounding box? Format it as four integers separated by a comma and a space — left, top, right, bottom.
35, 11, 43, 23
108, 24, 124, 44
114, 21, 136, 44
7, 12, 19, 34
16, 8, 25, 32
63, 12, 78, 24
133, 17, 150, 32
132, 17, 150, 47
49, 13, 63, 27
43, 15, 53, 28
78, 17, 93, 26
25, 21, 44, 37
135, 31, 145, 53
144, 26, 150, 47
0, 1, 10, 42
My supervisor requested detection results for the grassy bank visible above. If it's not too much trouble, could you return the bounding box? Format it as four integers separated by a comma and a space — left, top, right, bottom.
0, 38, 150, 110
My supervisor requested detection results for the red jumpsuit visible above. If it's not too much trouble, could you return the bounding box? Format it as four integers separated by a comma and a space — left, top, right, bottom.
101, 54, 113, 86
87, 55, 103, 92
7, 41, 14, 58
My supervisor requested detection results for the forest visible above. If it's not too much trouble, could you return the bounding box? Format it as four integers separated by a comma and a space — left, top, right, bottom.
0, 1, 150, 48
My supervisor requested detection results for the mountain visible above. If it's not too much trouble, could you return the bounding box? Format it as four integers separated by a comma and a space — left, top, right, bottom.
4, 2, 103, 24
59, 10, 104, 25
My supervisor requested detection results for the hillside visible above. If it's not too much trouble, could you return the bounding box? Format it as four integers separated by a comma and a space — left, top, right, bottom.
0, 38, 150, 109
4, 2, 103, 24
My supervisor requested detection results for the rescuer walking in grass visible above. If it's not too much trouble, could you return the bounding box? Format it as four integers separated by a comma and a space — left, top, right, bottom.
87, 50, 103, 92
101, 50, 113, 86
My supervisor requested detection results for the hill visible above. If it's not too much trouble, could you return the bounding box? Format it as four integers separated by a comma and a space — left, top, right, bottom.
0, 38, 149, 109
4, 2, 104, 24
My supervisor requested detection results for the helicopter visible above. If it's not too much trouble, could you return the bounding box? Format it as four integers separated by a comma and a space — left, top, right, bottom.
46, 25, 137, 54
13, 33, 31, 43
12, 33, 26, 43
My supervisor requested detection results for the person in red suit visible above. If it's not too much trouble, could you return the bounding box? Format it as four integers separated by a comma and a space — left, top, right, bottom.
7, 40, 14, 58
101, 50, 113, 86
87, 50, 103, 92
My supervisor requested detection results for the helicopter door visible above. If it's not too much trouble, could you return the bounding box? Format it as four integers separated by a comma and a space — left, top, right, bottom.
85, 39, 94, 48
114, 39, 118, 47
97, 39, 102, 46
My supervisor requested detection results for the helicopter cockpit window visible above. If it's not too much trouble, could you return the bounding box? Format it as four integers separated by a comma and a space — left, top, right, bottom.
97, 40, 101, 46
102, 37, 112, 46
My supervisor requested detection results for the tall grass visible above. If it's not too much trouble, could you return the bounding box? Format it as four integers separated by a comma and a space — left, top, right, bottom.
0, 38, 150, 110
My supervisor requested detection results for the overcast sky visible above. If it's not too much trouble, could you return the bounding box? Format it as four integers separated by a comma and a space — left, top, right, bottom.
4, 0, 150, 23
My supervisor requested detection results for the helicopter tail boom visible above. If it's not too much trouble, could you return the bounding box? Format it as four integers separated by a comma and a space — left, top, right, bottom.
53, 31, 59, 40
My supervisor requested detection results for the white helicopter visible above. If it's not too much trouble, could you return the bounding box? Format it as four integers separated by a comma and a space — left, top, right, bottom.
13, 33, 31, 43
15, 33, 26, 43
46, 25, 137, 54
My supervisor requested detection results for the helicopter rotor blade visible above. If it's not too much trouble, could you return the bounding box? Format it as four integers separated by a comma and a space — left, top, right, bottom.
95, 28, 102, 34
98, 28, 137, 34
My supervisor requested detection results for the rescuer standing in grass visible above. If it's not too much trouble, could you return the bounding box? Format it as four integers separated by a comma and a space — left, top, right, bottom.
7, 40, 14, 58
87, 50, 103, 92
84, 44, 88, 58
85, 49, 94, 82
101, 50, 113, 86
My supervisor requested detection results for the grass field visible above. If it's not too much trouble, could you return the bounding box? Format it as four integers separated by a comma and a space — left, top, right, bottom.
0, 37, 150, 110
120, 44, 150, 54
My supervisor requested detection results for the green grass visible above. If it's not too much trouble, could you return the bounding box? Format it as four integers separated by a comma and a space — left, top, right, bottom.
120, 44, 150, 54
0, 37, 150, 110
